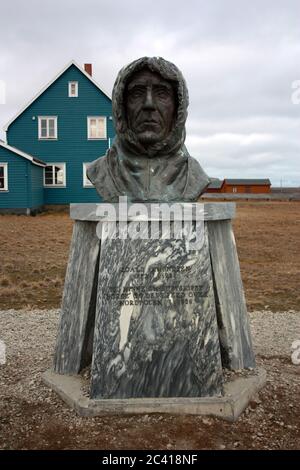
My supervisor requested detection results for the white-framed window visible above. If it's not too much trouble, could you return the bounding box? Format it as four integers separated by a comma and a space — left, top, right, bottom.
44, 163, 66, 187
0, 163, 8, 191
232, 187, 237, 193
38, 116, 57, 139
87, 116, 107, 139
83, 162, 94, 187
68, 81, 78, 97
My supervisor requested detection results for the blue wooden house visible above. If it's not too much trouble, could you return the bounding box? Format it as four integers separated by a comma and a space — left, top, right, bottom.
0, 61, 115, 213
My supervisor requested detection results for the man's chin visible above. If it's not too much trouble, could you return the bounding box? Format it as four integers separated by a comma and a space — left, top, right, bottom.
137, 131, 162, 146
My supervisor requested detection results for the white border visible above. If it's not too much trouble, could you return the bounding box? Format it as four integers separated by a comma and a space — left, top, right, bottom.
0, 162, 8, 191
3, 60, 112, 134
43, 162, 66, 187
38, 116, 58, 140
87, 116, 107, 140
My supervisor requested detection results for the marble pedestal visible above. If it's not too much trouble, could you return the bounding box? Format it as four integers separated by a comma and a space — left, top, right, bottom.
51, 202, 256, 407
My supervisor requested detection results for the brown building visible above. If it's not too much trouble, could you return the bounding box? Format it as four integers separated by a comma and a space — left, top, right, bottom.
206, 178, 271, 193
206, 179, 224, 192
223, 179, 271, 193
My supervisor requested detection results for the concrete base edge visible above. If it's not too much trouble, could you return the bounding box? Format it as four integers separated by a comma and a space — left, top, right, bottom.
42, 368, 266, 422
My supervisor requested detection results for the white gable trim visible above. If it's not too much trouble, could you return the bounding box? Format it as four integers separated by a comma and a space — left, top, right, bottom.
0, 142, 46, 167
3, 60, 112, 133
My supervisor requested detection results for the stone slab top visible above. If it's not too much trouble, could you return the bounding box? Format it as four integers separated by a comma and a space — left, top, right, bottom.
70, 202, 236, 222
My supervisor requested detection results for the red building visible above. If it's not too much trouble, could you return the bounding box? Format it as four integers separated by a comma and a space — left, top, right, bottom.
206, 179, 271, 194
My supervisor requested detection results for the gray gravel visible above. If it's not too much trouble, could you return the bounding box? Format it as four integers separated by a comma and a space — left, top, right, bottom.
0, 308, 299, 450
249, 310, 300, 357
0, 308, 299, 372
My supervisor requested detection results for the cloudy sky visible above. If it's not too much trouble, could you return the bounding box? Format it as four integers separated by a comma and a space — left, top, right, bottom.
0, 0, 300, 186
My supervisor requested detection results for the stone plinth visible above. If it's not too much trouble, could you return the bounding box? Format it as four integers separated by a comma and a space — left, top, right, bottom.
51, 203, 257, 413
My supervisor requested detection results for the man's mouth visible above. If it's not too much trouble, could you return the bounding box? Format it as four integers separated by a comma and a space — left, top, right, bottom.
138, 120, 161, 130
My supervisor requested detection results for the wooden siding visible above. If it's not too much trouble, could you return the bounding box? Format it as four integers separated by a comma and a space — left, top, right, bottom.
29, 164, 45, 208
223, 183, 271, 193
7, 64, 115, 204
0, 146, 44, 209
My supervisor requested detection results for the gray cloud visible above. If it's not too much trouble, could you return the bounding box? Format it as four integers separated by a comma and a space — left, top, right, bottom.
0, 0, 300, 186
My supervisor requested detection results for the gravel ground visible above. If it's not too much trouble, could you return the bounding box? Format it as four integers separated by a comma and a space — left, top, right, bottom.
0, 309, 299, 450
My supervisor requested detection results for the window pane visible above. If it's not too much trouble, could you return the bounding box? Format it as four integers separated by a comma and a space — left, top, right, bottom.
40, 119, 47, 137
97, 118, 105, 137
89, 118, 98, 138
45, 166, 53, 185
48, 119, 55, 138
0, 178, 4, 189
0, 167, 3, 178
54, 165, 64, 185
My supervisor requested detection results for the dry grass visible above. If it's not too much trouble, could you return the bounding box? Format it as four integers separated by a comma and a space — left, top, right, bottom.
0, 201, 299, 311
233, 201, 300, 311
0, 212, 72, 309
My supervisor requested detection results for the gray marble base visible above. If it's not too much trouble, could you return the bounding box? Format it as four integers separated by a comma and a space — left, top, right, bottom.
90, 221, 223, 399
52, 203, 256, 405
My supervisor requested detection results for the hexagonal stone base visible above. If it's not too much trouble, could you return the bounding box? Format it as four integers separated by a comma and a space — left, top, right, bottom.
43, 367, 266, 422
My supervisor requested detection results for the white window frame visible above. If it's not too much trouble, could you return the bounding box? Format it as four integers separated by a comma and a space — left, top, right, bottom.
43, 163, 66, 187
87, 116, 107, 140
0, 163, 8, 191
38, 116, 58, 140
68, 81, 78, 97
232, 187, 237, 193
82, 163, 94, 188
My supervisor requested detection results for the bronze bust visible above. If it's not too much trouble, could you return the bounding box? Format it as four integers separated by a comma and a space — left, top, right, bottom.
87, 56, 210, 202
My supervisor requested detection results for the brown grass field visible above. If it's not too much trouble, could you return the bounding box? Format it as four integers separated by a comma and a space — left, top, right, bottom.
0, 201, 299, 312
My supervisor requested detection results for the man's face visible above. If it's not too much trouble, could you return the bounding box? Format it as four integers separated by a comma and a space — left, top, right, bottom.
125, 68, 176, 147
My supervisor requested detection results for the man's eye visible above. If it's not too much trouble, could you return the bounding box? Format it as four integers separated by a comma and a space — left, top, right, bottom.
156, 89, 171, 99
129, 88, 144, 98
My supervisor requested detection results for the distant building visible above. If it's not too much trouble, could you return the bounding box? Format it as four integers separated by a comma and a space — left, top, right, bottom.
206, 178, 224, 192
222, 179, 271, 193
0, 61, 115, 214
206, 178, 271, 194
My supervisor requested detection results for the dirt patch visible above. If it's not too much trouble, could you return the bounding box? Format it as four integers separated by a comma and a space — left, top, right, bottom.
0, 308, 299, 450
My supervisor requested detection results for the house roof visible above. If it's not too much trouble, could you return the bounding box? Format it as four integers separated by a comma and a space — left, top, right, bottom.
3, 60, 112, 133
208, 179, 224, 189
224, 179, 271, 185
0, 141, 46, 167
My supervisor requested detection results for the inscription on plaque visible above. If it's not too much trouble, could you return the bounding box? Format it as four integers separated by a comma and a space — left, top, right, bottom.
103, 264, 209, 307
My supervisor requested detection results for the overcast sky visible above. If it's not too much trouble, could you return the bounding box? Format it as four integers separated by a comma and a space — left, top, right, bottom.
0, 0, 300, 186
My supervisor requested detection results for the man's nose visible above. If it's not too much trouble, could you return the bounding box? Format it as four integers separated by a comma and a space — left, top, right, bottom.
143, 88, 155, 110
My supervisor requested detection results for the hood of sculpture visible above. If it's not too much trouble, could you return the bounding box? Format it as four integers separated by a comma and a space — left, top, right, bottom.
87, 56, 211, 202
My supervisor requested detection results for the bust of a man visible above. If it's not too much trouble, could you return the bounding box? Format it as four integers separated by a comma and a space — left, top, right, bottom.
87, 56, 210, 202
